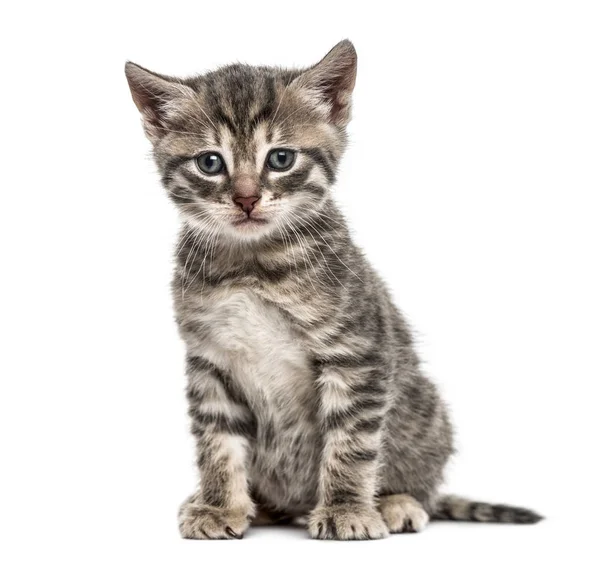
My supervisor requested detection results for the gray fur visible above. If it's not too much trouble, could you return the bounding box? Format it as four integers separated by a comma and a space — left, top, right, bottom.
125, 40, 542, 540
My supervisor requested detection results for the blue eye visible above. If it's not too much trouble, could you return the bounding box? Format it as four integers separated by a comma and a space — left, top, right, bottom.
267, 149, 296, 171
196, 152, 225, 175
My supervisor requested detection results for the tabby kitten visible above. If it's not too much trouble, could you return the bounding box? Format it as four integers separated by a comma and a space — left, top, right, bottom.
125, 40, 541, 540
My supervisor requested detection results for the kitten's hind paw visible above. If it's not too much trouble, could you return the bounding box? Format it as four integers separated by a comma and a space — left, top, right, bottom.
178, 498, 251, 540
378, 494, 429, 533
308, 503, 388, 540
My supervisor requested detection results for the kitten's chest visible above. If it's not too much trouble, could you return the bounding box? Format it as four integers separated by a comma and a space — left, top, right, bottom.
185, 287, 315, 414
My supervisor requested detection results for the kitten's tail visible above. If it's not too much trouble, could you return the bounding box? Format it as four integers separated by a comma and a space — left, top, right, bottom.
432, 495, 543, 524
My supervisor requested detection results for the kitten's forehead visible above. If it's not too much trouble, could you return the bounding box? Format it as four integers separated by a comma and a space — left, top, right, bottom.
202, 65, 288, 132
157, 63, 342, 162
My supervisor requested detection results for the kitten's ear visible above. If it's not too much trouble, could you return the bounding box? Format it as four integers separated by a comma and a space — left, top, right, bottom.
293, 40, 357, 126
125, 62, 192, 141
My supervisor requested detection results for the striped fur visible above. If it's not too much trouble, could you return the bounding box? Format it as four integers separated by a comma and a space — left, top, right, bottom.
125, 40, 542, 540
434, 495, 542, 524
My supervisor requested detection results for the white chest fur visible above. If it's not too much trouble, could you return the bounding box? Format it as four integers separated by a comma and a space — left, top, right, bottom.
187, 288, 314, 417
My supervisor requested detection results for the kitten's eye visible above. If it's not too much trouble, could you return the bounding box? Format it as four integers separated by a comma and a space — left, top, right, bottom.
196, 152, 225, 175
267, 149, 296, 171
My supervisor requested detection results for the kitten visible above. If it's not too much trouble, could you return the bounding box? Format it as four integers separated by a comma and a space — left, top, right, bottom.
125, 40, 542, 540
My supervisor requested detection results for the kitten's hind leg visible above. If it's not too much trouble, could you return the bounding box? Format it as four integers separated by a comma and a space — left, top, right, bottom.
378, 494, 429, 533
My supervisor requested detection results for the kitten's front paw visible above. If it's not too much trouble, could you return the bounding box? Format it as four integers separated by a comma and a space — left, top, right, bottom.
178, 497, 251, 540
308, 504, 388, 540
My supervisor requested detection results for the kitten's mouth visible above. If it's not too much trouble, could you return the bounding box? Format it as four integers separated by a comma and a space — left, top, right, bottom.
231, 216, 269, 227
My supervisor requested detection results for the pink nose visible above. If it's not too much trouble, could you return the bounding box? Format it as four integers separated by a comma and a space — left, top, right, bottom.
233, 195, 260, 214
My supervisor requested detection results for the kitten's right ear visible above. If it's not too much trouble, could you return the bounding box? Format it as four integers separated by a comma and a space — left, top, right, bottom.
125, 62, 192, 141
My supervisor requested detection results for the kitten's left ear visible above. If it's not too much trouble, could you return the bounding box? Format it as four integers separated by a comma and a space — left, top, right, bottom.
293, 39, 357, 127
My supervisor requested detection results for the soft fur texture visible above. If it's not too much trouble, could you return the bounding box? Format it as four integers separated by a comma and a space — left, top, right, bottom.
125, 40, 542, 540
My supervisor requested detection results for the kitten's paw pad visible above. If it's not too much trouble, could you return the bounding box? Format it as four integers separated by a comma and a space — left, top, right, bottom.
379, 494, 429, 533
178, 500, 250, 540
308, 504, 388, 540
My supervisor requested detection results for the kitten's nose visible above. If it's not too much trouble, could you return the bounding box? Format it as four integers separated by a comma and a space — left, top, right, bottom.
233, 195, 260, 214
232, 174, 261, 215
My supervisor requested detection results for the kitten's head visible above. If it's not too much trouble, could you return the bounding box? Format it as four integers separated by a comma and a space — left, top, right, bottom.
125, 41, 356, 242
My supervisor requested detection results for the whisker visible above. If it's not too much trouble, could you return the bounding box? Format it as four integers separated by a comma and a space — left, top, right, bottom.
201, 222, 224, 297
284, 215, 327, 293
298, 214, 363, 282
159, 127, 207, 138
181, 216, 219, 297
269, 75, 295, 128
194, 103, 217, 131
187, 219, 221, 296
276, 106, 306, 129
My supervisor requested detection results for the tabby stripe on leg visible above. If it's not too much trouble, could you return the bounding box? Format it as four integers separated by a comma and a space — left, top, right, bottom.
184, 355, 255, 515
315, 361, 389, 507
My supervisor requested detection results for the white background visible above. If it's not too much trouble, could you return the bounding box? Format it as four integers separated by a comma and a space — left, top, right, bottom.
1, 1, 599, 561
